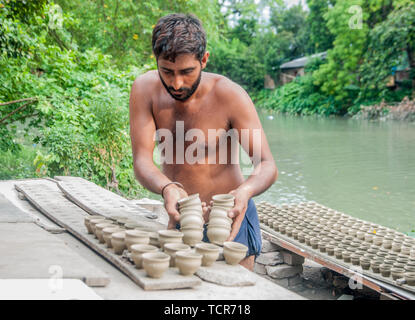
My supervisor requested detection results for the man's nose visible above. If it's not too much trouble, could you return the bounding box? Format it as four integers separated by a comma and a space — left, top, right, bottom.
172, 76, 184, 91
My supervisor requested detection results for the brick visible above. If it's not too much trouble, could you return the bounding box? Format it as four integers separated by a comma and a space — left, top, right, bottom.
261, 239, 282, 253
282, 250, 305, 266
254, 262, 267, 275
256, 252, 284, 266
266, 264, 303, 279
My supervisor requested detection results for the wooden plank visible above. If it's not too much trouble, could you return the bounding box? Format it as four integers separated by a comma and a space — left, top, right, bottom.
15, 180, 201, 290
0, 223, 109, 287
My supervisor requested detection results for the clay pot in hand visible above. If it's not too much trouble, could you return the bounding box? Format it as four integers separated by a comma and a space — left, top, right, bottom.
178, 194, 202, 210
211, 194, 235, 208
208, 216, 232, 229
103, 226, 124, 248
130, 244, 159, 269
95, 222, 115, 243
164, 243, 192, 267
125, 230, 150, 251
158, 230, 184, 249
179, 213, 204, 228
223, 241, 248, 265
111, 231, 127, 255
209, 207, 230, 219
207, 225, 230, 246
142, 252, 170, 278
175, 251, 203, 276
195, 242, 220, 266
180, 226, 204, 246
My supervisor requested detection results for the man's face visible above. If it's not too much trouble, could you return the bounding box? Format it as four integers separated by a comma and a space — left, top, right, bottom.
157, 53, 203, 102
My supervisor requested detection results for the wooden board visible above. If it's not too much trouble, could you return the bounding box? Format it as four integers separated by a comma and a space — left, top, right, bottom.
0, 223, 109, 287
15, 180, 201, 290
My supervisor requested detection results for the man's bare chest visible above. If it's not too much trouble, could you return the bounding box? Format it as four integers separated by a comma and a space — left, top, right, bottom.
152, 103, 233, 151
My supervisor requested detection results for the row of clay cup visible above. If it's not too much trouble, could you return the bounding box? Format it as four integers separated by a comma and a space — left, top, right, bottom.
177, 194, 204, 246
85, 216, 247, 278
206, 194, 235, 246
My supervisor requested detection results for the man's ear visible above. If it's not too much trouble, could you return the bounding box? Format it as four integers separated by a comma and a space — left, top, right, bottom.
201, 51, 209, 69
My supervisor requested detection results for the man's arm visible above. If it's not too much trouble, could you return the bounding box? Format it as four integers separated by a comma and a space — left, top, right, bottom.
218, 79, 278, 240
129, 73, 187, 228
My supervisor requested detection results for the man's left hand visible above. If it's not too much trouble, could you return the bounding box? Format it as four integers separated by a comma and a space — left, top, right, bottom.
226, 189, 250, 241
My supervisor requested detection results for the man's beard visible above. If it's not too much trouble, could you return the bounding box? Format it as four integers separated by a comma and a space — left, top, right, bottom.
158, 70, 202, 102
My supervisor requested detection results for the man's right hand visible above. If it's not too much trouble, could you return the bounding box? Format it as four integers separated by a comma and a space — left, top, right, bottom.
163, 185, 188, 229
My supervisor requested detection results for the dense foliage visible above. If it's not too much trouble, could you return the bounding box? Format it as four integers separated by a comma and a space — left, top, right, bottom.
1, 0, 415, 197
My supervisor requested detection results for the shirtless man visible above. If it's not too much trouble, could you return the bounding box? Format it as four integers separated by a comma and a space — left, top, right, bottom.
129, 13, 278, 270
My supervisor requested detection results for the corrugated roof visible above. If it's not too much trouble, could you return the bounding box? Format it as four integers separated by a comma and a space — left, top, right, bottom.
280, 52, 327, 69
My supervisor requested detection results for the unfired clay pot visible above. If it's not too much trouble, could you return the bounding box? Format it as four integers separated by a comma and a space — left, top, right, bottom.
212, 194, 235, 206
223, 241, 248, 265
149, 232, 160, 247
142, 252, 170, 278
158, 229, 184, 249
175, 250, 203, 276
404, 272, 415, 286
208, 216, 232, 228
130, 244, 159, 269
391, 267, 405, 280
207, 225, 230, 246
95, 222, 115, 243
111, 231, 127, 255
180, 226, 204, 246
125, 230, 150, 251
195, 242, 220, 266
179, 213, 204, 228
178, 194, 201, 209
84, 216, 93, 234
163, 243, 191, 267
102, 226, 124, 248
90, 217, 109, 237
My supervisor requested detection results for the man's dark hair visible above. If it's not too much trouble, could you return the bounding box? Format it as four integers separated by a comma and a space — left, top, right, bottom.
152, 13, 206, 62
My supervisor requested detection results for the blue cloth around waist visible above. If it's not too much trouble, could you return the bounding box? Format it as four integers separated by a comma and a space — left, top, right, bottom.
176, 198, 262, 257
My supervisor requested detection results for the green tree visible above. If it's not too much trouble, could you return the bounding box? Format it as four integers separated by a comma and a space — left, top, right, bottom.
306, 0, 335, 53
359, 3, 415, 100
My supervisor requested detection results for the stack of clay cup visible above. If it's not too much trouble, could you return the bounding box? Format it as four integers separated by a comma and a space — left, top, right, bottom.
207, 194, 234, 246
177, 194, 204, 246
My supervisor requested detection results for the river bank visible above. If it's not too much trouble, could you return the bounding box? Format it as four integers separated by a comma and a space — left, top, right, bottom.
351, 97, 415, 122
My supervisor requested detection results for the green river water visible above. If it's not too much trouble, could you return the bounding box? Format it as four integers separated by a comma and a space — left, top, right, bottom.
253, 109, 415, 234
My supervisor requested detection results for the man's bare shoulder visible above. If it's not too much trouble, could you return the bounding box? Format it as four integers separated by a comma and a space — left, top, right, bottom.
131, 70, 160, 96
208, 73, 253, 112
209, 73, 251, 103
